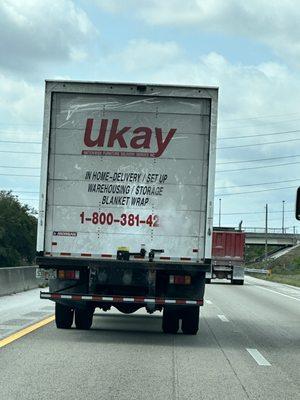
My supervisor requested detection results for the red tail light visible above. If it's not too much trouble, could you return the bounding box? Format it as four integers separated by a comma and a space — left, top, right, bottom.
58, 270, 80, 280
169, 275, 191, 285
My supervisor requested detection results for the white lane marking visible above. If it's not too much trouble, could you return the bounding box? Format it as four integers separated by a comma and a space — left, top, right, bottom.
257, 286, 300, 302
246, 348, 271, 366
205, 300, 212, 305
218, 314, 229, 322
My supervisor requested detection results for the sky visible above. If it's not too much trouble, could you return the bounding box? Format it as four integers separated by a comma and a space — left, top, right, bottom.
0, 0, 299, 232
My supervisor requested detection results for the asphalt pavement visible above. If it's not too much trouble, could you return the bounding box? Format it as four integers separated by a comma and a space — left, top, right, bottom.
0, 276, 299, 400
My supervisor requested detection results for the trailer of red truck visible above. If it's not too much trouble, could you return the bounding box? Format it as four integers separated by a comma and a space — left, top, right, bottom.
206, 228, 246, 285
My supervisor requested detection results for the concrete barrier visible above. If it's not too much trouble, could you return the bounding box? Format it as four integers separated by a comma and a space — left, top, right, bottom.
0, 266, 44, 296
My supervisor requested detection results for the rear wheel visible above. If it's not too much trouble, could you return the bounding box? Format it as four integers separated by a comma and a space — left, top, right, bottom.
181, 306, 200, 335
162, 309, 179, 334
55, 303, 74, 329
75, 308, 94, 330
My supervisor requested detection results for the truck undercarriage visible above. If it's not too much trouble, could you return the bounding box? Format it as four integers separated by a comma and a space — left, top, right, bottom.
37, 256, 209, 334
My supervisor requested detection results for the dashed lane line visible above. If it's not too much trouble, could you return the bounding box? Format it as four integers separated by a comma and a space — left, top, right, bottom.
205, 300, 213, 305
246, 348, 271, 366
217, 314, 229, 322
0, 315, 54, 349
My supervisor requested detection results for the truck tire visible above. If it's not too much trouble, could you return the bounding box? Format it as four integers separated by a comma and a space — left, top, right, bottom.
75, 309, 93, 330
55, 303, 74, 329
162, 309, 179, 334
181, 306, 200, 335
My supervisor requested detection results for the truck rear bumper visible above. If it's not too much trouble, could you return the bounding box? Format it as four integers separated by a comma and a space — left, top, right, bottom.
41, 292, 203, 306
36, 256, 211, 272
38, 257, 208, 310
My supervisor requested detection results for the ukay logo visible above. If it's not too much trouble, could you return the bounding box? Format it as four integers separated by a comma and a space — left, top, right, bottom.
82, 118, 176, 157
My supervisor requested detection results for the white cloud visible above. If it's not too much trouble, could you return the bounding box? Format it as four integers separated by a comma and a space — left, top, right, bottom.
97, 0, 300, 67
111, 47, 299, 226
0, 0, 97, 72
112, 39, 181, 72
0, 73, 43, 124
0, 73, 43, 209
94, 0, 126, 13
139, 51, 299, 123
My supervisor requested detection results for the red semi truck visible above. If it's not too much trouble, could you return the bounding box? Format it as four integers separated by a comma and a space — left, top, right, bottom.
206, 228, 246, 285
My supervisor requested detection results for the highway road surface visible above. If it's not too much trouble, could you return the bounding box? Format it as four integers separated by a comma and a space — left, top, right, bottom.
0, 276, 299, 400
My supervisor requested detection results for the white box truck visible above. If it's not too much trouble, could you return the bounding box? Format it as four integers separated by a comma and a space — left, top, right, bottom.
37, 80, 218, 334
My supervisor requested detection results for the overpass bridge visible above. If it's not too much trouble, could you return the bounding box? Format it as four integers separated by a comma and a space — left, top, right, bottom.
244, 227, 300, 246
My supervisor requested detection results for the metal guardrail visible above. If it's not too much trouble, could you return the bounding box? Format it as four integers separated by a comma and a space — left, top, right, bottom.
245, 267, 271, 275
243, 227, 298, 234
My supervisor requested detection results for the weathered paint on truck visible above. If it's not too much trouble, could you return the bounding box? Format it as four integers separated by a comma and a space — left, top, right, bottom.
212, 230, 245, 261
37, 81, 217, 262
37, 80, 218, 334
206, 228, 246, 285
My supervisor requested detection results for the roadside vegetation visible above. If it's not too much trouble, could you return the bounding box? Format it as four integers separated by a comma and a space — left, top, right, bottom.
245, 244, 282, 263
0, 191, 37, 267
246, 245, 300, 287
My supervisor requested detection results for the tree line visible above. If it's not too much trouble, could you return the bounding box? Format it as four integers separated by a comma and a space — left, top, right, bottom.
0, 191, 37, 267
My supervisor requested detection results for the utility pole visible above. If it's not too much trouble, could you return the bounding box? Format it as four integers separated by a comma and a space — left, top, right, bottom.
218, 198, 221, 227
265, 203, 268, 260
282, 200, 285, 233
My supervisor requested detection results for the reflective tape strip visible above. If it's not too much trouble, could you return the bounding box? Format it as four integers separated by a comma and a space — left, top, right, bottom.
176, 299, 186, 304
40, 293, 203, 306
92, 296, 102, 301
43, 253, 199, 262
134, 296, 145, 302
113, 296, 123, 302
71, 295, 82, 301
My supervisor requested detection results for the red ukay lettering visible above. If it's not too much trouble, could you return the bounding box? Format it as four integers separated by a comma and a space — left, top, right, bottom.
82, 118, 176, 157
